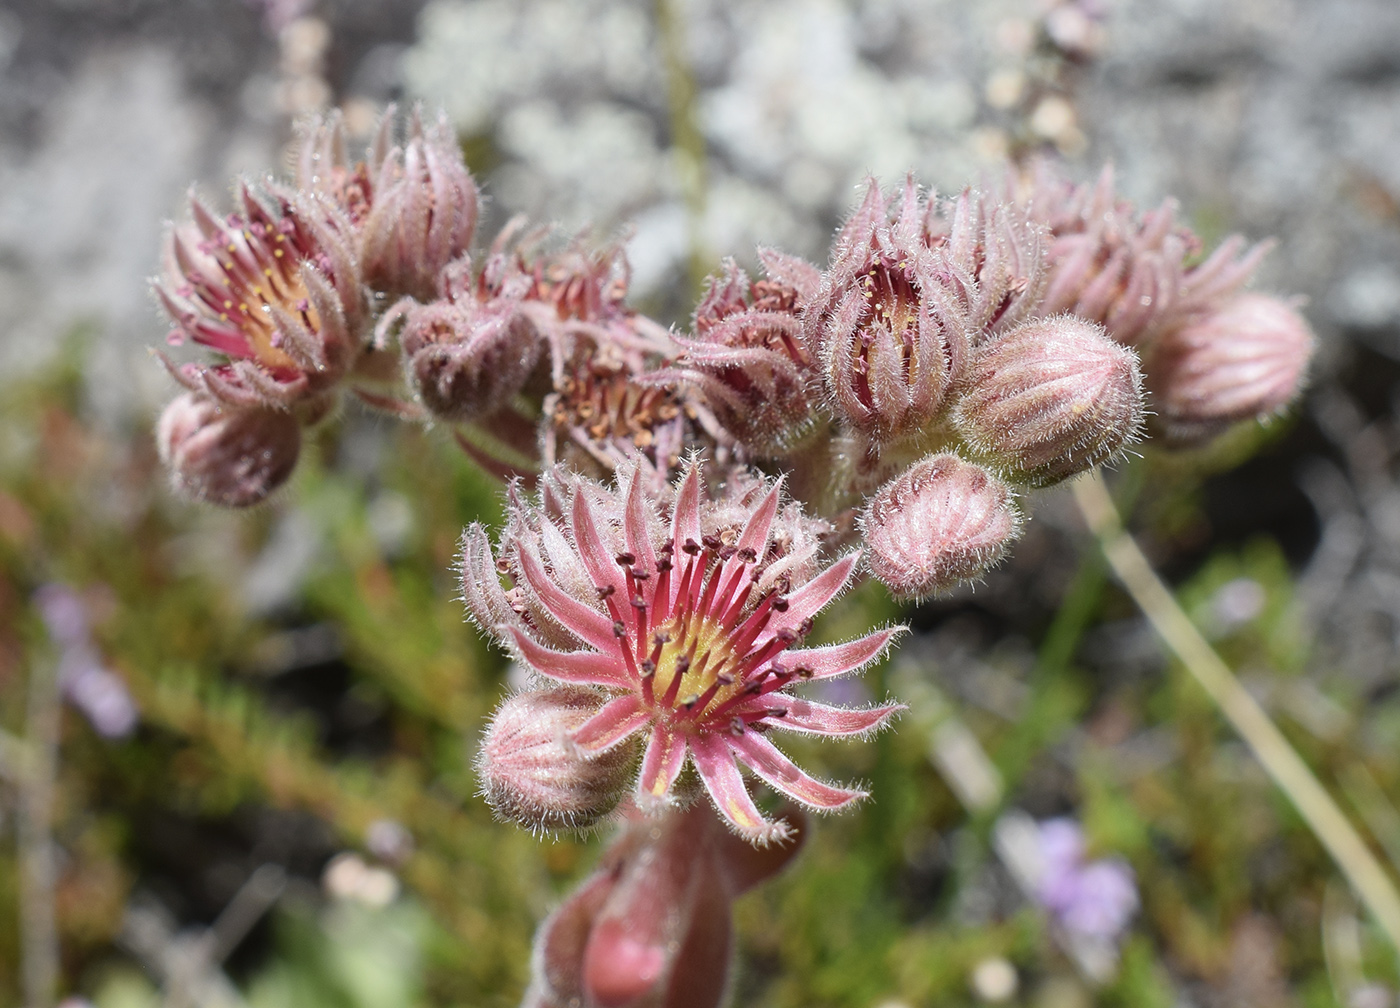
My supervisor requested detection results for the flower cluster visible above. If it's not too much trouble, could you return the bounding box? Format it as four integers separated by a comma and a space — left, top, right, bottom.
144, 98, 1322, 1005
151, 102, 1315, 861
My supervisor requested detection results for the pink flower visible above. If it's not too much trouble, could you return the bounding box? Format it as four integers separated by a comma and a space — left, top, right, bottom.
155, 183, 365, 409
924, 187, 1048, 339
156, 392, 301, 508
477, 685, 637, 833
461, 464, 904, 844
951, 315, 1143, 487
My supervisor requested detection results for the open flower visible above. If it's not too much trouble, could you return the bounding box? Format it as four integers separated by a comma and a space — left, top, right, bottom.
461, 464, 904, 844
155, 183, 365, 409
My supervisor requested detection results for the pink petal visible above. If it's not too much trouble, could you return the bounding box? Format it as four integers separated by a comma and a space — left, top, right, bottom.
623, 468, 658, 576
734, 482, 781, 559
783, 626, 904, 680
689, 734, 789, 844
571, 694, 651, 754
570, 487, 628, 603
670, 465, 703, 560
763, 553, 859, 639
765, 698, 903, 737
729, 732, 865, 811
637, 725, 688, 807
516, 547, 619, 653
506, 629, 632, 688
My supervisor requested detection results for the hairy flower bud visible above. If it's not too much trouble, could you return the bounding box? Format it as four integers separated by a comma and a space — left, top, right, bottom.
1147, 293, 1314, 444
925, 188, 1048, 339
861, 453, 1021, 599
525, 802, 804, 1008
812, 179, 973, 442
1018, 164, 1270, 347
655, 252, 821, 458
397, 297, 541, 423
477, 686, 635, 833
952, 316, 1144, 487
156, 393, 301, 508
359, 109, 480, 302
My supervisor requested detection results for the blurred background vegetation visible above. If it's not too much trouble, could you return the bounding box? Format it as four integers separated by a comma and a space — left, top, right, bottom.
5, 0, 1400, 1006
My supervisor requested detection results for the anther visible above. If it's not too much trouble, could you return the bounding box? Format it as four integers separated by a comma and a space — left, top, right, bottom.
615, 552, 636, 566
682, 538, 702, 555
640, 660, 656, 676
737, 547, 757, 563
701, 534, 722, 552
771, 596, 790, 612
595, 584, 615, 599
612, 621, 627, 638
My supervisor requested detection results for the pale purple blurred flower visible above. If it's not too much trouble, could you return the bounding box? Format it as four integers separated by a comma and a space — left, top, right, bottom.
1034, 818, 1138, 941
35, 585, 138, 740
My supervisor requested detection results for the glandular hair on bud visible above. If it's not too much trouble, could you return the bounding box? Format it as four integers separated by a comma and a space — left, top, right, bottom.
951, 315, 1143, 487
1147, 293, 1313, 445
156, 392, 301, 508
860, 453, 1021, 600
476, 686, 634, 834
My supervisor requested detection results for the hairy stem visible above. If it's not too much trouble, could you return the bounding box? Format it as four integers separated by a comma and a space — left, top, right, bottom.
1072, 468, 1400, 952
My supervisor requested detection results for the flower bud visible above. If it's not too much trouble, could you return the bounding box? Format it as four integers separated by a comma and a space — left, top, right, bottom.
524, 802, 804, 1008
360, 110, 480, 302
812, 179, 973, 442
861, 453, 1021, 599
657, 253, 821, 458
476, 686, 635, 833
951, 316, 1143, 487
1146, 293, 1313, 444
156, 393, 300, 508
399, 298, 541, 423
